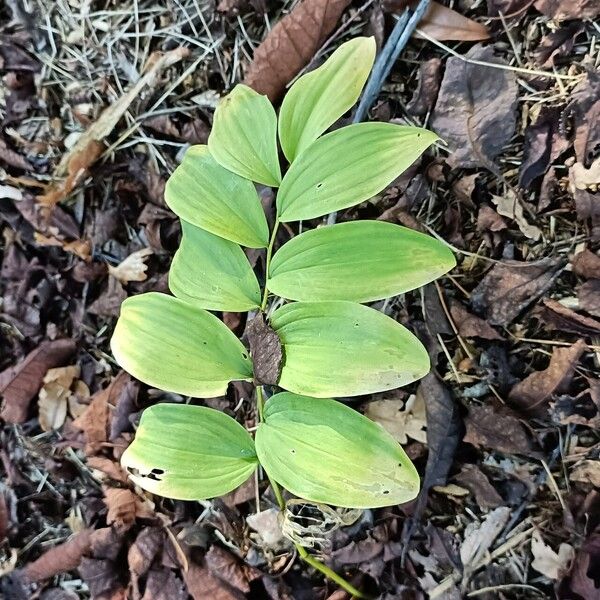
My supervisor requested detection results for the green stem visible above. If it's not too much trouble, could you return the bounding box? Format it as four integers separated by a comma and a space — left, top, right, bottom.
295, 543, 368, 599
260, 218, 280, 311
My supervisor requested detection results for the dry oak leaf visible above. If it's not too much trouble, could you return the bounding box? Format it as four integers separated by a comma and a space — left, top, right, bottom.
38, 47, 190, 207
508, 339, 587, 414
470, 257, 564, 326
531, 530, 575, 581
431, 44, 517, 169
538, 298, 600, 337
108, 247, 153, 284
0, 339, 76, 424
243, 0, 351, 101
365, 394, 427, 444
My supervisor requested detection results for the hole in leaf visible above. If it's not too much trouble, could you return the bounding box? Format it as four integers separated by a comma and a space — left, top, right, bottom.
383, 490, 390, 495
146, 468, 165, 481
316, 183, 323, 189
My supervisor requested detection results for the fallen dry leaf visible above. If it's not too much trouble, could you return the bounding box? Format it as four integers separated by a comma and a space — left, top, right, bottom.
531, 530, 575, 580
538, 298, 600, 337
365, 394, 427, 444
470, 258, 564, 326
414, 1, 490, 41
406, 57, 442, 117
38, 47, 190, 206
570, 158, 600, 191
431, 44, 517, 169
449, 300, 503, 341
108, 247, 153, 284
23, 529, 93, 582
38, 365, 80, 431
182, 559, 244, 600
578, 279, 600, 317
492, 191, 541, 240
103, 488, 154, 526
246, 508, 285, 548
243, 0, 351, 101
570, 460, 600, 488
534, 0, 600, 20
509, 340, 587, 413
454, 464, 503, 510
384, 1, 490, 41
245, 314, 283, 385
0, 339, 76, 423
572, 249, 600, 280
464, 403, 537, 456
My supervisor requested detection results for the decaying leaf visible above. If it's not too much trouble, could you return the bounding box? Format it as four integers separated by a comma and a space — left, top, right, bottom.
243, 0, 351, 101
531, 530, 575, 580
38, 365, 80, 431
538, 298, 600, 337
508, 339, 587, 414
578, 279, 600, 318
38, 47, 190, 206
570, 460, 600, 488
431, 45, 517, 169
470, 258, 564, 326
572, 249, 600, 280
108, 248, 153, 284
245, 314, 283, 386
534, 0, 600, 21
464, 403, 537, 456
449, 299, 503, 341
406, 57, 442, 117
246, 508, 285, 548
23, 530, 93, 582
491, 191, 542, 241
0, 339, 76, 424
103, 488, 154, 526
454, 464, 503, 510
365, 394, 427, 444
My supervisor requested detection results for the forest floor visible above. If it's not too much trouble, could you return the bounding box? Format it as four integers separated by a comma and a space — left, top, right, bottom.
1, 0, 600, 598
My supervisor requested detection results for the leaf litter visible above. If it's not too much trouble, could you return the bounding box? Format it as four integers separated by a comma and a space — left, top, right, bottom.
1, 0, 600, 598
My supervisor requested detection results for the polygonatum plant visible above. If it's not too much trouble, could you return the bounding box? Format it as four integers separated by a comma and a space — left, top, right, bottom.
111, 36, 455, 583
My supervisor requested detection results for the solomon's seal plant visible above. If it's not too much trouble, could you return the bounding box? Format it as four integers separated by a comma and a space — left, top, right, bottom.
111, 37, 455, 594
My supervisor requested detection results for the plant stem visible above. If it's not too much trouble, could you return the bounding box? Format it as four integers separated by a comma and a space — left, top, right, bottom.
295, 543, 368, 599
260, 218, 280, 311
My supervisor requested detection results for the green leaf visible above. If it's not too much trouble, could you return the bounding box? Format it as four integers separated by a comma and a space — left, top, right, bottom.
278, 37, 376, 162
270, 301, 430, 397
276, 123, 438, 222
208, 84, 281, 187
165, 145, 269, 248
111, 292, 253, 397
122, 403, 258, 500
255, 392, 419, 508
169, 221, 261, 311
268, 220, 456, 302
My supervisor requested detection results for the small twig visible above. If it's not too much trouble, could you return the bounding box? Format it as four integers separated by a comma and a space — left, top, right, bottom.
416, 28, 583, 81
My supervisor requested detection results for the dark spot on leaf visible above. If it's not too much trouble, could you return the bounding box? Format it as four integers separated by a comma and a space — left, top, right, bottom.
383, 490, 389, 495
316, 183, 323, 189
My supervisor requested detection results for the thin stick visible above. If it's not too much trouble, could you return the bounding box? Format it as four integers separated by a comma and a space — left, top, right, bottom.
416, 28, 582, 81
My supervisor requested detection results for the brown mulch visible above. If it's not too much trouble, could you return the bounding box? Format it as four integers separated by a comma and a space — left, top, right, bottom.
1, 0, 599, 598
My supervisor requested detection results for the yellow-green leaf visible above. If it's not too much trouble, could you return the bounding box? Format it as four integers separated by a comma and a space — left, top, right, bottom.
165, 145, 269, 248
122, 403, 258, 500
270, 301, 430, 397
255, 392, 419, 508
208, 84, 281, 187
278, 37, 376, 162
111, 292, 253, 397
169, 221, 261, 311
276, 123, 438, 222
268, 220, 456, 302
